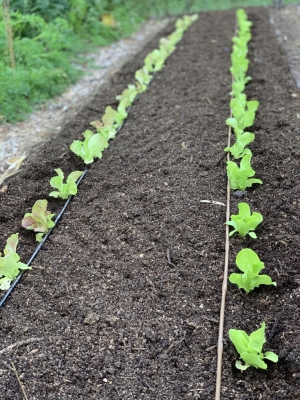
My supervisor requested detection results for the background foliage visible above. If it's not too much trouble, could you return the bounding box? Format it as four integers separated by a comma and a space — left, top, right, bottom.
0, 0, 299, 123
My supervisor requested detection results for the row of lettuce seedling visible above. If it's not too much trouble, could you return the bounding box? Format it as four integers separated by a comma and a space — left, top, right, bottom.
0, 15, 198, 297
225, 9, 278, 371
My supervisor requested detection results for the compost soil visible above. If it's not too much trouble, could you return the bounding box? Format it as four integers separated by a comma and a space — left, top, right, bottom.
0, 8, 299, 400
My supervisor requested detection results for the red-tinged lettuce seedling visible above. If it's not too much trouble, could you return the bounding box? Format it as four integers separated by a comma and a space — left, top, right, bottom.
22, 199, 55, 242
99, 105, 128, 139
229, 322, 278, 370
70, 129, 109, 164
0, 233, 31, 290
49, 168, 83, 200
226, 202, 263, 239
229, 248, 276, 293
227, 154, 262, 190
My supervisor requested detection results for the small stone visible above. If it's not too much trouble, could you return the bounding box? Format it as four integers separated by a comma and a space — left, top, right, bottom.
233, 190, 245, 198
83, 312, 99, 325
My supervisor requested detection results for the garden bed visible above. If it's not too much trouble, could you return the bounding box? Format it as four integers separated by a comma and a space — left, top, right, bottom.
0, 7, 300, 399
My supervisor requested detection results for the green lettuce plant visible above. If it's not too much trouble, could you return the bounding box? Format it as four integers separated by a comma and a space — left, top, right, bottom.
159, 37, 176, 56
227, 154, 262, 190
49, 168, 83, 200
102, 105, 127, 136
70, 129, 109, 164
135, 67, 152, 92
22, 199, 55, 242
0, 234, 31, 290
231, 80, 246, 98
229, 322, 278, 370
236, 9, 253, 31
226, 112, 255, 137
90, 105, 128, 140
230, 56, 250, 83
116, 84, 138, 107
144, 49, 165, 73
227, 98, 259, 138
224, 132, 254, 159
226, 202, 263, 239
231, 96, 259, 116
229, 249, 276, 293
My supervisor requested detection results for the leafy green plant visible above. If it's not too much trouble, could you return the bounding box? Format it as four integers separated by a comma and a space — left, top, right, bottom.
135, 67, 152, 93
90, 105, 128, 140
22, 199, 55, 242
224, 131, 254, 159
230, 55, 250, 84
144, 49, 165, 73
230, 80, 246, 99
231, 96, 259, 117
116, 84, 138, 107
226, 112, 255, 137
70, 129, 109, 164
229, 322, 278, 370
49, 168, 83, 199
229, 248, 276, 293
226, 202, 263, 239
227, 97, 259, 138
227, 154, 262, 190
105, 104, 128, 128
0, 233, 31, 290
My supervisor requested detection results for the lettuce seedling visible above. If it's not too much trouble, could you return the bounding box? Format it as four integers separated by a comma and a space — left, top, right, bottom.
49, 168, 83, 200
93, 105, 128, 140
175, 14, 198, 32
227, 154, 262, 190
229, 322, 278, 370
116, 84, 138, 107
236, 9, 253, 31
22, 199, 55, 242
135, 67, 152, 92
0, 234, 31, 290
230, 56, 250, 83
229, 248, 276, 293
231, 80, 246, 98
231, 97, 259, 115
70, 129, 109, 164
226, 110, 256, 137
144, 49, 165, 73
224, 132, 254, 159
159, 37, 176, 55
167, 30, 183, 46
226, 202, 263, 239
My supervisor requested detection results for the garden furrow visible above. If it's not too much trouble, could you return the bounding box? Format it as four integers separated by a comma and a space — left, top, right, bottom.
0, 7, 299, 400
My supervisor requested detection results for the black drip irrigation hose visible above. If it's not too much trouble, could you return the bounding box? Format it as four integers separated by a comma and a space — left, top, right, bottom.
0, 77, 152, 308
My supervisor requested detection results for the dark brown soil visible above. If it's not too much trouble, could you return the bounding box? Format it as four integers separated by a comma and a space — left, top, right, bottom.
0, 8, 299, 400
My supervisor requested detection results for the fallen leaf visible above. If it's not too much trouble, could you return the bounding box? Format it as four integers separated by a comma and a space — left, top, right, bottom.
0, 155, 26, 185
